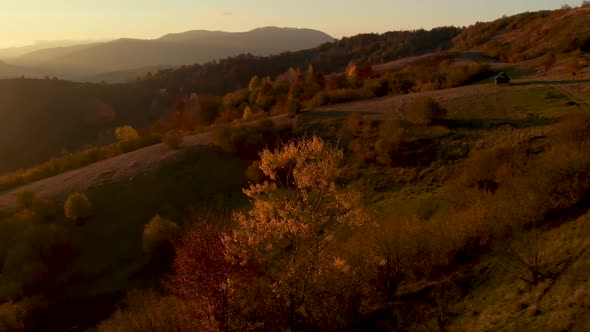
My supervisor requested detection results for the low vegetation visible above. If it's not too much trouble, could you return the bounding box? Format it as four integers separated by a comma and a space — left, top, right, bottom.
142, 215, 180, 253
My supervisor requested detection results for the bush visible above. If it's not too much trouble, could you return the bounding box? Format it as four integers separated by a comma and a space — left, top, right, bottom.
163, 131, 183, 150
327, 88, 374, 104
98, 290, 201, 332
142, 215, 180, 253
15, 191, 35, 210
64, 193, 93, 223
305, 91, 330, 107
0, 300, 29, 331
245, 160, 264, 183
213, 119, 293, 159
405, 97, 447, 126
115, 125, 141, 142
375, 120, 407, 165
167, 218, 232, 331
500, 228, 547, 284
285, 97, 302, 114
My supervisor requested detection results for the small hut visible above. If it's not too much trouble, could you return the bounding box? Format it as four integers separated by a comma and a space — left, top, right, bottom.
495, 72, 511, 85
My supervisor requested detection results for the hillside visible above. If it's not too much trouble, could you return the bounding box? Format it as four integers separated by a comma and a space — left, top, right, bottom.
0, 78, 182, 172
4, 27, 334, 79
1, 4, 588, 173
0, 26, 464, 173
2, 4, 590, 332
1, 62, 589, 329
454, 6, 590, 61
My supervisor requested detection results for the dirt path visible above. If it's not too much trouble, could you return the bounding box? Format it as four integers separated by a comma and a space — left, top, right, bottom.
0, 132, 213, 208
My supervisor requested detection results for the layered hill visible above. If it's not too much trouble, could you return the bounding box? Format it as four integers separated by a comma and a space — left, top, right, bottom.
0, 27, 461, 172
0, 40, 98, 60
2, 27, 334, 80
0, 7, 588, 173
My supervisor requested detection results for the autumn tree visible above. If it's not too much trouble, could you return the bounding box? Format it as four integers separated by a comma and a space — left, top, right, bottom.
115, 125, 140, 142
248, 75, 261, 92
167, 219, 231, 331
223, 136, 368, 330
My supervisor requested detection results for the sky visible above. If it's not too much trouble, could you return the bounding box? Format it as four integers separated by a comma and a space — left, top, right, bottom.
0, 0, 581, 48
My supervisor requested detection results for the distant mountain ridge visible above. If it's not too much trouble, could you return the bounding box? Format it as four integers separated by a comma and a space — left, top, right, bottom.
2, 27, 334, 80
0, 40, 101, 60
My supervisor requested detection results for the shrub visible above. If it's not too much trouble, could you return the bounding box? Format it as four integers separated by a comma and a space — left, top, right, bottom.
305, 91, 330, 107
375, 120, 407, 165
15, 191, 35, 210
285, 97, 302, 114
327, 88, 374, 104
405, 97, 448, 126
64, 193, 93, 223
213, 119, 293, 159
142, 215, 180, 253
0, 300, 29, 331
242, 106, 254, 120
15, 191, 58, 219
499, 228, 547, 284
97, 290, 201, 332
163, 131, 183, 150
245, 160, 264, 183
363, 77, 390, 97
167, 218, 232, 331
115, 125, 141, 142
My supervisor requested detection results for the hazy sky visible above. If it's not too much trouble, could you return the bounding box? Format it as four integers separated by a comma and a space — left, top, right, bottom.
0, 0, 580, 48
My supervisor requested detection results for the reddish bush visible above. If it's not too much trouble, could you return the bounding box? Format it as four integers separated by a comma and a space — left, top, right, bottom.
167, 220, 231, 331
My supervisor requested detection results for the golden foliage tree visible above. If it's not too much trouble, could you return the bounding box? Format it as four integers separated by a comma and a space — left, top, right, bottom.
115, 125, 141, 142
223, 136, 367, 329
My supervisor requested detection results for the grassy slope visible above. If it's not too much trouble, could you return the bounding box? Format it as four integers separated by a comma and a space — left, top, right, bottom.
5, 57, 586, 330
20, 146, 250, 331
448, 211, 590, 332
298, 63, 590, 330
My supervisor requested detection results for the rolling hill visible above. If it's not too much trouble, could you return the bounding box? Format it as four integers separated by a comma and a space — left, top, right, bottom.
0, 7, 588, 175
0, 40, 100, 60
1, 5, 590, 331
4, 27, 334, 80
